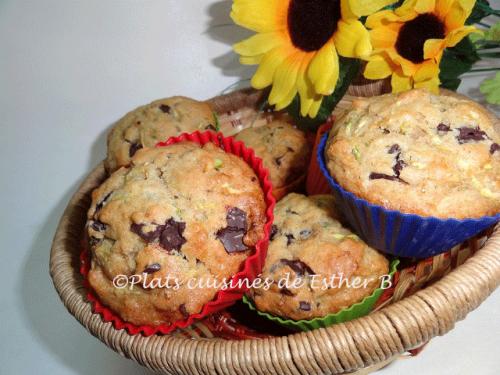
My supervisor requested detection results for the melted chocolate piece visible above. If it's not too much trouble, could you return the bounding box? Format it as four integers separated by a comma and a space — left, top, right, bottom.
299, 301, 311, 311
369, 172, 404, 183
393, 159, 407, 176
159, 104, 171, 113
91, 220, 107, 232
95, 192, 112, 214
382, 128, 390, 134
457, 127, 487, 144
270, 225, 278, 241
226, 207, 247, 230
143, 263, 161, 274
490, 143, 500, 155
217, 134, 225, 151
129, 142, 143, 158
437, 123, 451, 133
160, 218, 187, 251
280, 259, 315, 276
131, 223, 164, 243
285, 233, 295, 246
179, 304, 190, 318
216, 227, 247, 253
287, 146, 295, 152
205, 124, 217, 131
388, 144, 401, 154
274, 155, 285, 166
280, 287, 295, 297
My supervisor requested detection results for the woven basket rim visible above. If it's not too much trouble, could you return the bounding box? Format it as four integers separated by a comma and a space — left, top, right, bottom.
49, 88, 500, 375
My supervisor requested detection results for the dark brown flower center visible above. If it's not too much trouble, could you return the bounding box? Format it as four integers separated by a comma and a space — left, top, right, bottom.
396, 13, 445, 63
288, 0, 341, 52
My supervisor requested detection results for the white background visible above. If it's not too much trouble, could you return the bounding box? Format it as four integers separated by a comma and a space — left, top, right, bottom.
0, 0, 499, 374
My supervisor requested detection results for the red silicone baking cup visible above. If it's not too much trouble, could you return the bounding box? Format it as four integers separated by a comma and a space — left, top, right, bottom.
306, 122, 334, 195
80, 130, 276, 336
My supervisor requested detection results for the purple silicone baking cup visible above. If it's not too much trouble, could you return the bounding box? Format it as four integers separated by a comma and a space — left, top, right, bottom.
317, 133, 500, 258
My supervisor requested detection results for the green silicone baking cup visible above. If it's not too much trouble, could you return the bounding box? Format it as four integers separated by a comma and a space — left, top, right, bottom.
242, 259, 399, 332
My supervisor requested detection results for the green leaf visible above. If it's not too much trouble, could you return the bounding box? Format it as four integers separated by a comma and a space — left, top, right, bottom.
466, 0, 492, 25
287, 57, 361, 131
480, 72, 500, 104
484, 21, 500, 41
439, 37, 480, 91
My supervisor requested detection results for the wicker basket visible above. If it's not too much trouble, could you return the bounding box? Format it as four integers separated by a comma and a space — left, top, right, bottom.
50, 88, 500, 375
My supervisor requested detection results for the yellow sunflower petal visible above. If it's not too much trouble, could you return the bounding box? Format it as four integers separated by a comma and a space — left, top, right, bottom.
240, 55, 263, 65
268, 53, 302, 108
343, 0, 398, 18
308, 42, 339, 95
333, 19, 372, 58
387, 49, 418, 76
364, 55, 393, 79
307, 96, 324, 118
366, 10, 401, 29
414, 76, 440, 93
443, 0, 474, 30
230, 0, 286, 33
391, 70, 412, 92
369, 26, 398, 50
397, 0, 435, 16
445, 25, 478, 47
423, 38, 445, 60
435, 0, 454, 19
233, 32, 283, 58
414, 60, 440, 81
296, 65, 315, 117
251, 47, 288, 89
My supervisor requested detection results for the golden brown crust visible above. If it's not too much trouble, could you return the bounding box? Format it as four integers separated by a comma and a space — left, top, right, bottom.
234, 120, 311, 196
88, 142, 266, 325
252, 194, 389, 321
325, 89, 500, 218
105, 96, 215, 172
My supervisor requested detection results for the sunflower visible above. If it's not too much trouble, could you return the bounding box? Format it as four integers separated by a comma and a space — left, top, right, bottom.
231, 0, 396, 117
363, 0, 479, 93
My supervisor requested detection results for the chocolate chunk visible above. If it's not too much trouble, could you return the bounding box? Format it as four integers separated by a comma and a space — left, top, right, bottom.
490, 143, 500, 155
89, 236, 102, 247
179, 304, 190, 318
95, 192, 112, 214
270, 225, 279, 241
287, 146, 295, 152
217, 208, 249, 253
129, 142, 143, 158
382, 128, 390, 134
216, 227, 248, 253
91, 220, 106, 232
226, 207, 247, 230
457, 127, 487, 144
143, 263, 161, 274
286, 208, 299, 215
393, 159, 407, 177
300, 229, 312, 239
369, 172, 400, 182
437, 123, 451, 133
299, 301, 311, 311
159, 104, 171, 113
205, 124, 217, 131
275, 155, 285, 166
280, 287, 295, 297
285, 234, 295, 246
217, 134, 225, 150
131, 223, 164, 243
160, 218, 187, 251
280, 259, 315, 276
388, 144, 401, 154
251, 177, 257, 182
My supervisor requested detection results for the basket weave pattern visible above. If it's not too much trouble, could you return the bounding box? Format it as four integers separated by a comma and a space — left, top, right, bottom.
50, 89, 500, 375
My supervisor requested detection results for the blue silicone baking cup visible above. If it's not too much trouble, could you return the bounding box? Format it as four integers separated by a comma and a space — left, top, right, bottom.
317, 133, 500, 258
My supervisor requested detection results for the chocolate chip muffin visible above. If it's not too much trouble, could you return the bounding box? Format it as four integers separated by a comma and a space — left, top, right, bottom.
326, 89, 500, 219
251, 193, 388, 321
87, 141, 266, 326
234, 120, 311, 200
105, 96, 215, 172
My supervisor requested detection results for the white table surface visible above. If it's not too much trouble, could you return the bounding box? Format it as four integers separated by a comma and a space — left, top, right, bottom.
1, 1, 499, 374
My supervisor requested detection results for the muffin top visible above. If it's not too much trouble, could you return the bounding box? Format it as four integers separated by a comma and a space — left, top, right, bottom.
87, 142, 266, 325
105, 96, 215, 172
234, 120, 311, 191
251, 193, 388, 321
325, 89, 500, 219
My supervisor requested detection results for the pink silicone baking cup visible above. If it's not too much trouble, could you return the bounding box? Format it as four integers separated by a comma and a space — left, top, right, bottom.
80, 130, 276, 336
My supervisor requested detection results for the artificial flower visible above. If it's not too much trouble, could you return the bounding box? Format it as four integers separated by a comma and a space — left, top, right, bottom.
231, 0, 395, 117
364, 0, 479, 93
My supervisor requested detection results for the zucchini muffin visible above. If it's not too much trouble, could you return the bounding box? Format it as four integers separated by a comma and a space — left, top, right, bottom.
105, 96, 215, 172
87, 142, 266, 326
251, 193, 388, 321
326, 89, 500, 218
234, 120, 311, 200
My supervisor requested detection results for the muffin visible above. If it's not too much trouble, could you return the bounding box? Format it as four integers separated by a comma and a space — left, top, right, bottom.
87, 141, 267, 326
325, 89, 500, 219
105, 96, 215, 172
234, 120, 311, 200
251, 193, 389, 321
